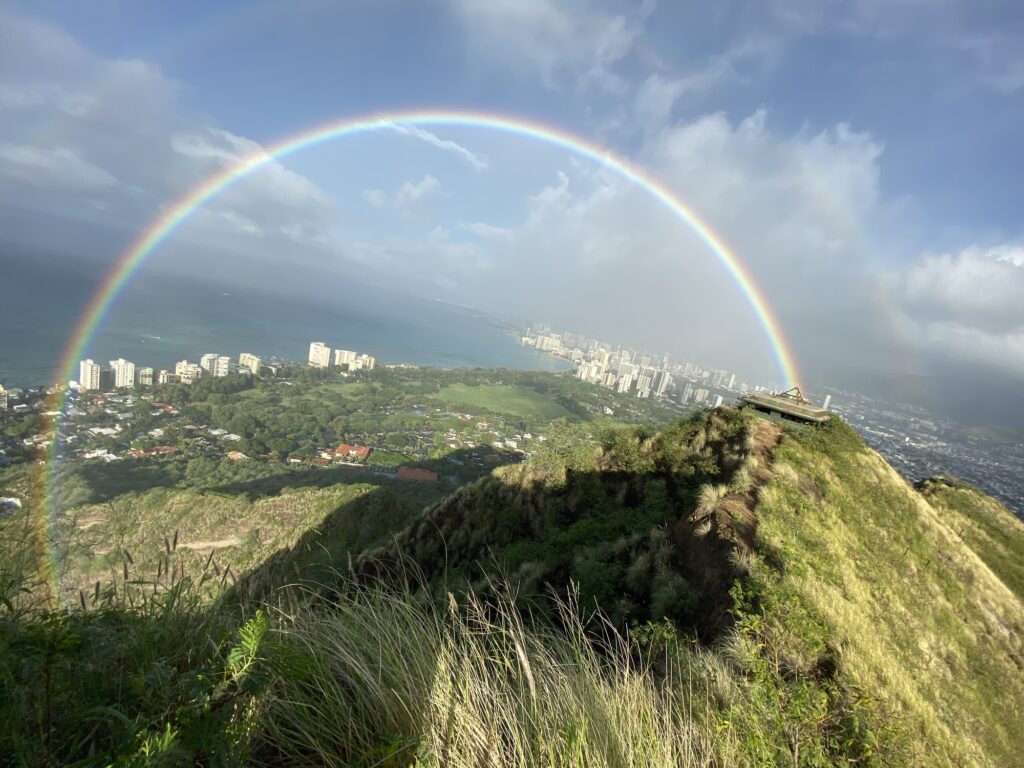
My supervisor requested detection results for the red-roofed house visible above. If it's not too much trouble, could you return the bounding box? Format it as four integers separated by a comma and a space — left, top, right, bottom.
336, 443, 371, 460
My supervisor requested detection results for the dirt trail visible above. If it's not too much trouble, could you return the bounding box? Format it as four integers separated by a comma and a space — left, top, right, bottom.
178, 537, 240, 551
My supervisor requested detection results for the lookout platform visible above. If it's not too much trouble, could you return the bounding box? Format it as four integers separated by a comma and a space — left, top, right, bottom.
739, 387, 830, 425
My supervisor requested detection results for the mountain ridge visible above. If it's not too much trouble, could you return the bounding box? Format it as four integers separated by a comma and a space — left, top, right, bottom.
2, 407, 1022, 766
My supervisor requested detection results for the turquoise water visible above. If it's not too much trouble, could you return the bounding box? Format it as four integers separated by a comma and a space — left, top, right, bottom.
0, 250, 567, 387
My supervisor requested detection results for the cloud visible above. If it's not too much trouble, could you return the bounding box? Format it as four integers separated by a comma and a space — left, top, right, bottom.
430, 108, 899, 382
169, 127, 335, 220
448, 0, 652, 92
0, 143, 117, 188
363, 175, 443, 214
0, 9, 339, 259
345, 227, 490, 292
958, 34, 1024, 93
461, 221, 512, 239
632, 39, 782, 128
386, 124, 488, 171
901, 244, 1024, 335
396, 175, 442, 208
363, 189, 388, 208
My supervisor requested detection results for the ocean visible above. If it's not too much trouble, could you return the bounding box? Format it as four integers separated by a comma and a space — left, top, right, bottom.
0, 249, 568, 387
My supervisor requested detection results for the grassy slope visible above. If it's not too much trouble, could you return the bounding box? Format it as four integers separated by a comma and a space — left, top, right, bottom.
751, 420, 1024, 766
917, 476, 1024, 598
3, 411, 1022, 766
430, 383, 577, 420
54, 485, 374, 596
344, 413, 1024, 765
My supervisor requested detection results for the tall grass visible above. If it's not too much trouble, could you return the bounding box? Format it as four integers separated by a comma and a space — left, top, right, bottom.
257, 586, 736, 767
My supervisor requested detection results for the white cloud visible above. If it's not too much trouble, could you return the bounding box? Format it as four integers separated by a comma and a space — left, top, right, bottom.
0, 143, 116, 188
386, 124, 488, 171
170, 127, 335, 215
363, 189, 388, 208
902, 244, 1024, 334
346, 227, 490, 291
632, 39, 781, 129
449, 0, 652, 92
363, 175, 443, 214
434, 108, 899, 381
0, 9, 339, 260
461, 221, 512, 239
396, 174, 442, 208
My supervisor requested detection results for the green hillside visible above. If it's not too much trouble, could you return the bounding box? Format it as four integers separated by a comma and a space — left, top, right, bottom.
1, 409, 1021, 766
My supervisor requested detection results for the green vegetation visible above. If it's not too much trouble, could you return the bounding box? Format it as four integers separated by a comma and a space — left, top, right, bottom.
1, 405, 1022, 766
748, 419, 1024, 766
917, 475, 1024, 598
431, 382, 577, 420
346, 408, 765, 636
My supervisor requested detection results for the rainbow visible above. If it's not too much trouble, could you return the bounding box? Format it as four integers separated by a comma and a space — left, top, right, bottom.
57, 109, 801, 389
43, 109, 801, 595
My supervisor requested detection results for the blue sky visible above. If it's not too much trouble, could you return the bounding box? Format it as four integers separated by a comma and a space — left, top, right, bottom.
1, 0, 1023, 388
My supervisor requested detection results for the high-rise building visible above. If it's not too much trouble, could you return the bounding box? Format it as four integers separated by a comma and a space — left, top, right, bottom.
309, 342, 331, 368
711, 394, 724, 409
654, 370, 672, 397
534, 335, 561, 352
727, 373, 736, 390
636, 375, 652, 398
711, 370, 728, 388
79, 359, 102, 391
616, 375, 633, 394
138, 367, 154, 386
681, 383, 694, 403
823, 394, 832, 411
157, 369, 176, 384
239, 353, 261, 375
694, 388, 709, 404
214, 356, 231, 377
0, 384, 7, 411
100, 367, 115, 391
175, 360, 202, 384
200, 353, 219, 372
333, 349, 357, 367
354, 354, 376, 371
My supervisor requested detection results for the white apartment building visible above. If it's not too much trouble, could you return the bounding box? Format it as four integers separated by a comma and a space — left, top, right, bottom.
79, 359, 102, 391
238, 353, 261, 375
109, 358, 135, 388
333, 348, 357, 367
654, 370, 672, 397
214, 355, 231, 377
175, 360, 202, 384
353, 354, 376, 371
309, 341, 332, 368
200, 353, 219, 372
138, 367, 154, 386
